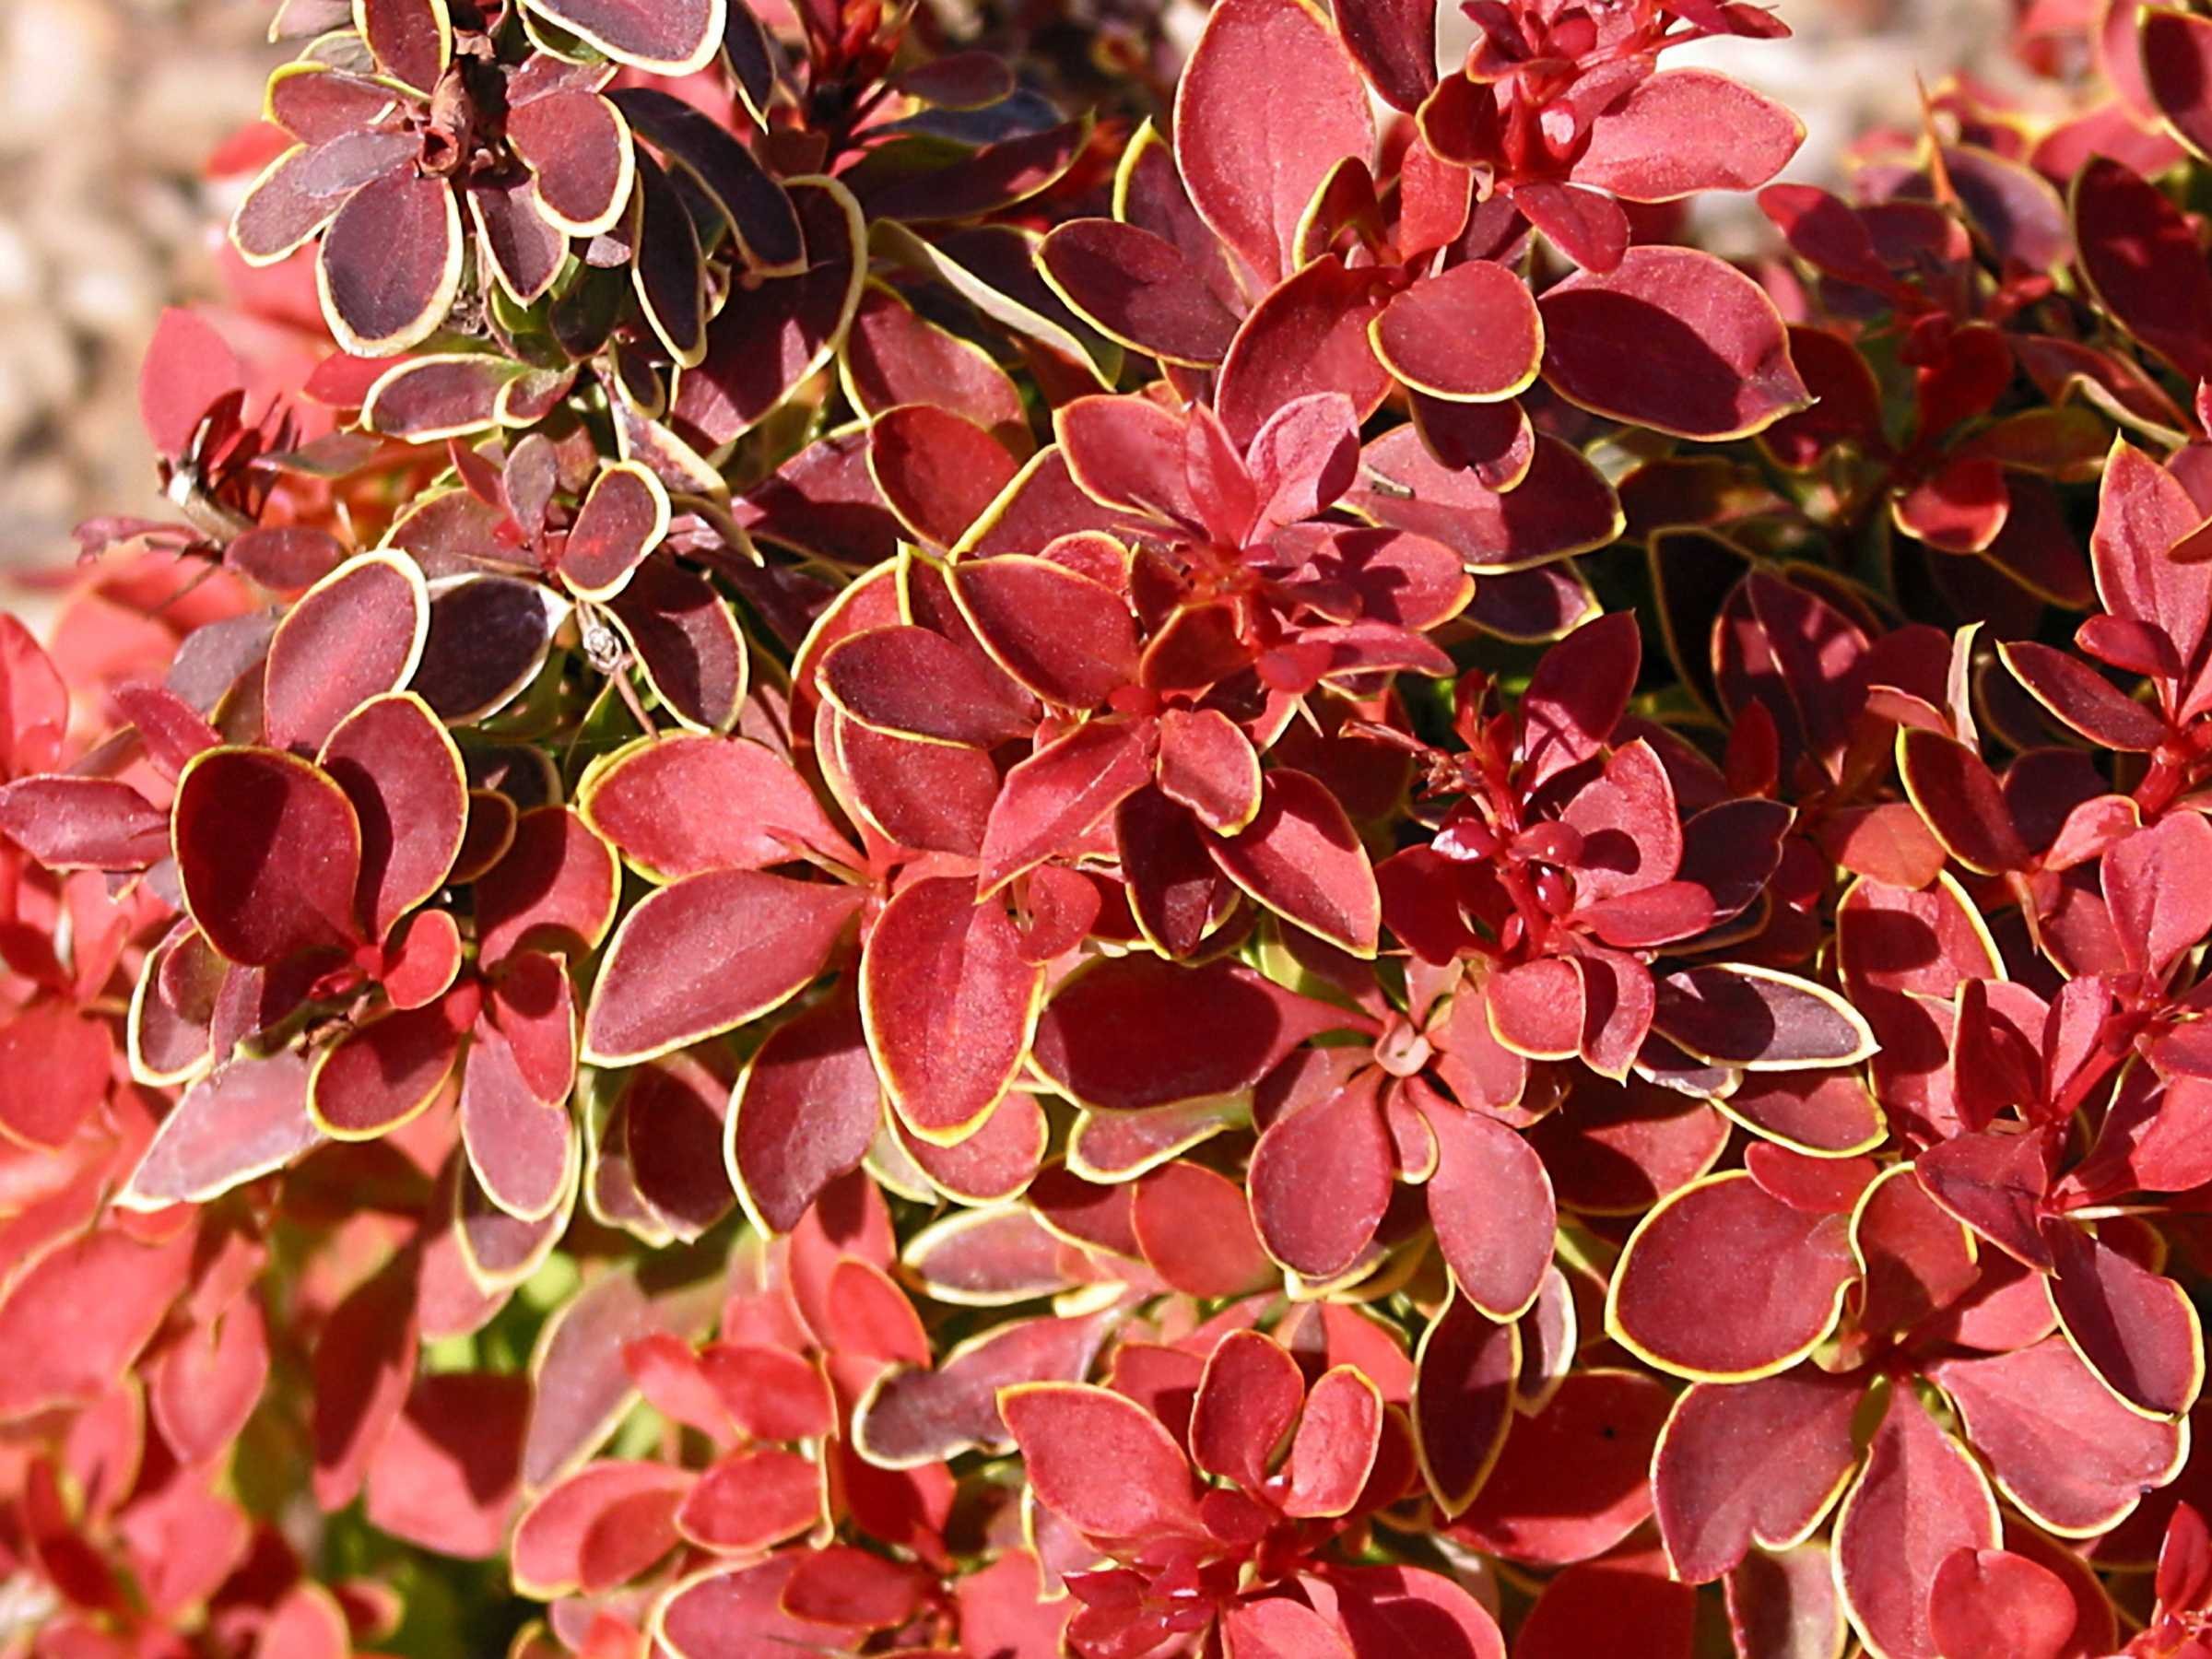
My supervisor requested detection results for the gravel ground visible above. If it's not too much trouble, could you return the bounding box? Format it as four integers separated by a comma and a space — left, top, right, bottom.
0, 0, 2008, 579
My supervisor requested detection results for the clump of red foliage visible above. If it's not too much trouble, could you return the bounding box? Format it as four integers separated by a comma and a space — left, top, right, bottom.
14, 0, 2212, 1653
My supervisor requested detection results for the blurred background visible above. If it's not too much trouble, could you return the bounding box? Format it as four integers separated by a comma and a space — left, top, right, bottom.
0, 0, 2008, 574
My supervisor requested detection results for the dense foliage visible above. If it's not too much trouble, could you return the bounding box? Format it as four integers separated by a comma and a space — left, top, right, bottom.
18, 0, 2212, 1653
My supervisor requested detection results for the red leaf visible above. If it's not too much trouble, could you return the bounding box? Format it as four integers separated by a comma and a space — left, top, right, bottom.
0, 1226, 193, 1419
1521, 611, 1639, 788
1931, 1334, 2185, 1536
820, 623, 1038, 748
264, 551, 429, 753
729, 993, 880, 1234
673, 180, 865, 443
2103, 811, 2212, 982
1412, 1292, 1518, 1516
580, 733, 853, 880
1040, 218, 1241, 368
868, 405, 1022, 547
2075, 157, 2212, 384
318, 169, 463, 356
999, 1382, 1206, 1541
175, 747, 363, 965
1417, 1090, 1557, 1319
1653, 1369, 1863, 1583
459, 1022, 573, 1220
230, 132, 412, 265
1221, 1597, 1356, 1657
358, 0, 448, 88
311, 1255, 418, 1510
1250, 1070, 1393, 1279
0, 775, 167, 872
1190, 1329, 1305, 1488
1607, 1172, 1855, 1380
1898, 727, 2030, 874
1334, 0, 1437, 110
1207, 768, 1380, 956
1056, 393, 1206, 529
1526, 1075, 1729, 1213
1215, 256, 1394, 445
1538, 246, 1808, 440
508, 89, 633, 239
1454, 1369, 1669, 1566
842, 281, 1028, 441
832, 709, 998, 858
559, 465, 668, 601
1574, 70, 1803, 201
854, 1311, 1112, 1468
1512, 180, 1630, 273
1131, 1159, 1277, 1297
363, 1372, 530, 1559
1853, 1161, 1977, 1335
0, 1003, 111, 1151
1172, 0, 1374, 285
523, 0, 723, 74
319, 691, 465, 942
475, 806, 620, 967
1370, 261, 1542, 401
120, 1053, 320, 1208
138, 308, 243, 457
1284, 1366, 1384, 1518
1514, 1547, 1696, 1659
511, 1462, 688, 1597
1347, 427, 1622, 572
951, 554, 1138, 710
150, 1295, 269, 1469
608, 88, 800, 274
2046, 1220, 2205, 1418
978, 717, 1158, 893
1926, 1548, 2077, 1659
1156, 707, 1262, 835
359, 354, 514, 441
1031, 953, 1357, 1111
1998, 639, 2168, 750
1833, 1384, 2000, 1659
309, 996, 467, 1138
1650, 964, 1876, 1070
582, 870, 861, 1064
675, 1445, 824, 1552
863, 877, 1041, 1144
606, 555, 749, 734
1723, 1545, 1848, 1659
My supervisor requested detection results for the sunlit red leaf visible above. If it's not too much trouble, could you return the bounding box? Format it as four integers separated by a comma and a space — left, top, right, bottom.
264, 550, 429, 753
1172, 0, 1374, 286
863, 876, 1043, 1145
1607, 1172, 1855, 1381
1539, 246, 1808, 440
1417, 1090, 1557, 1319
1000, 1382, 1205, 1542
1207, 769, 1380, 956
1931, 1334, 2186, 1536
582, 870, 861, 1065
119, 1053, 319, 1208
319, 691, 465, 943
1833, 1382, 2001, 1659
0, 1226, 194, 1420
1132, 1158, 1277, 1297
1574, 71, 1803, 202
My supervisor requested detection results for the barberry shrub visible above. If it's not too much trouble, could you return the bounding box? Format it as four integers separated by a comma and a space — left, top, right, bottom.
17, 0, 2212, 1653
